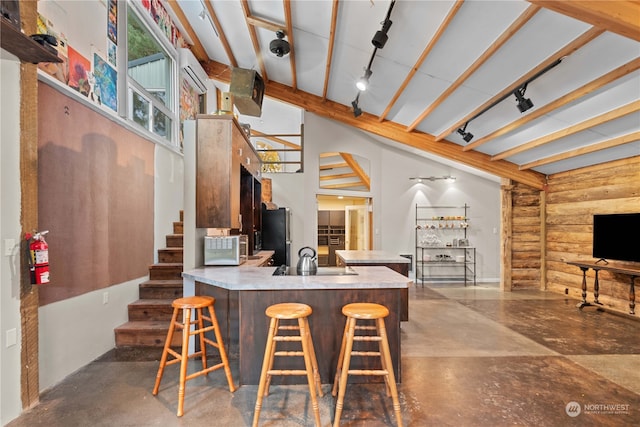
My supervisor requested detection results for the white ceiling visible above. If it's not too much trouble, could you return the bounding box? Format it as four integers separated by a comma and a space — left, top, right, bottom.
171, 0, 640, 188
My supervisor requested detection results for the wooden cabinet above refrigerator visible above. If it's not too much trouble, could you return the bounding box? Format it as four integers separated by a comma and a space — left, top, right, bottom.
196, 115, 261, 229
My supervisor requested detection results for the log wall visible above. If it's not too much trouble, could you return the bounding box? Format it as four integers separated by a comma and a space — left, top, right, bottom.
507, 182, 543, 290
544, 156, 640, 314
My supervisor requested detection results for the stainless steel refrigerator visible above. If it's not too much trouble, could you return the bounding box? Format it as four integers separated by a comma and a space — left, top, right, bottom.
261, 206, 291, 266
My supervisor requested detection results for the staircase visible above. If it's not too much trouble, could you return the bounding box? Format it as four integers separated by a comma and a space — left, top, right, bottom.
114, 212, 184, 360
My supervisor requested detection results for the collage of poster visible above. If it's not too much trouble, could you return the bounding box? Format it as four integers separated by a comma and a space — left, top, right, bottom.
36, 0, 196, 130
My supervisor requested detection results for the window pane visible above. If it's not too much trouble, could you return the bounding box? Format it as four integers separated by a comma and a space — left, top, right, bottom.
127, 8, 171, 107
132, 91, 149, 129
153, 106, 171, 140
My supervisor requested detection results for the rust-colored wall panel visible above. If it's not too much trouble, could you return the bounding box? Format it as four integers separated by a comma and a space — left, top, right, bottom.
37, 83, 154, 306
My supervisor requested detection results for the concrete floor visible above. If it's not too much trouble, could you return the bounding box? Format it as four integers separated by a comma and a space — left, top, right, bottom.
7, 283, 640, 426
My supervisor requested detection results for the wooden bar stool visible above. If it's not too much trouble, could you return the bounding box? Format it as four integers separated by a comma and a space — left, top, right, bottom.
152, 295, 236, 416
252, 302, 323, 427
332, 302, 403, 427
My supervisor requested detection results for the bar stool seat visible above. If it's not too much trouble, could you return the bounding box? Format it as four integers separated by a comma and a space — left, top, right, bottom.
252, 302, 323, 427
332, 302, 403, 426
152, 295, 236, 416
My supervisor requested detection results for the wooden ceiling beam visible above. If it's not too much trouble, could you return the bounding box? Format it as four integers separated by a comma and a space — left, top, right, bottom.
320, 172, 358, 180
202, 60, 547, 190
203, 1, 237, 67
383, 1, 463, 124
469, 56, 640, 151
341, 153, 371, 190
283, 0, 297, 90
322, 182, 367, 189
240, 0, 268, 81
165, 0, 208, 61
320, 162, 349, 170
439, 26, 605, 144
520, 131, 640, 170
322, 0, 340, 100
529, 0, 640, 42
493, 100, 640, 161
409, 4, 540, 128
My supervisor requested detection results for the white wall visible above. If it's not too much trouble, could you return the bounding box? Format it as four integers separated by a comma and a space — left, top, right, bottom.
154, 144, 185, 261
37, 128, 185, 394
268, 112, 501, 281
0, 55, 23, 425
0, 91, 182, 422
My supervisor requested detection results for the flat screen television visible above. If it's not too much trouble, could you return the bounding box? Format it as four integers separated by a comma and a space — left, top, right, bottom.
592, 213, 640, 263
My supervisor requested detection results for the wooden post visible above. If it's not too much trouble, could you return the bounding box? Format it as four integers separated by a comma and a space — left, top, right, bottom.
19, 0, 41, 409
500, 179, 513, 292
539, 189, 547, 290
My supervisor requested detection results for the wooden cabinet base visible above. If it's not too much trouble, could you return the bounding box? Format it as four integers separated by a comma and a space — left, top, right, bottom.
196, 282, 402, 385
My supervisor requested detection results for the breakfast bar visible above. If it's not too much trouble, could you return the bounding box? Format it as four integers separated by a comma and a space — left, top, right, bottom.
182, 264, 411, 386
336, 250, 411, 321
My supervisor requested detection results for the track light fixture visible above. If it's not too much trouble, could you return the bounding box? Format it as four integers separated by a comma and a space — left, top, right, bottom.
514, 84, 534, 113
372, 18, 393, 49
372, 0, 395, 49
410, 176, 456, 182
352, 0, 396, 102
352, 93, 362, 118
198, 8, 206, 20
457, 122, 474, 142
356, 68, 373, 91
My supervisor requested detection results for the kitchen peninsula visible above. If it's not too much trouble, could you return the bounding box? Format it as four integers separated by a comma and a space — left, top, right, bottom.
182, 259, 411, 386
336, 250, 411, 321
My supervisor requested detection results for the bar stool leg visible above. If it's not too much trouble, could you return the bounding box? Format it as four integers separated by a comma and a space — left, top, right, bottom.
152, 306, 180, 395
377, 318, 403, 426
333, 317, 356, 427
176, 307, 192, 417
206, 305, 236, 392
332, 318, 350, 396
299, 317, 322, 427
304, 317, 324, 397
262, 318, 280, 396
195, 307, 208, 371
253, 317, 278, 427
377, 320, 392, 397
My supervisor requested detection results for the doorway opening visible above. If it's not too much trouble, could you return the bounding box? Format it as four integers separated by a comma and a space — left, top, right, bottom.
317, 195, 372, 266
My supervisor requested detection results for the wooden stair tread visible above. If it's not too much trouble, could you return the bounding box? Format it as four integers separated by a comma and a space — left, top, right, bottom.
149, 262, 183, 268
115, 321, 171, 331
128, 299, 174, 306
139, 279, 183, 286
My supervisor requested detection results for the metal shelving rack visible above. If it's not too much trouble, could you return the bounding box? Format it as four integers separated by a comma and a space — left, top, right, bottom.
415, 204, 476, 286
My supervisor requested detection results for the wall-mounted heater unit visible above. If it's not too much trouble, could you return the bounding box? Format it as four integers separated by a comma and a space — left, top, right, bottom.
178, 48, 208, 94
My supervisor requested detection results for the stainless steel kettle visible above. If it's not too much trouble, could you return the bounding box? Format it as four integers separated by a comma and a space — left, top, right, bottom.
296, 246, 318, 275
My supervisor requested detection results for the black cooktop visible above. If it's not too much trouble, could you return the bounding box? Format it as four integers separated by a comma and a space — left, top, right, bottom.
272, 265, 358, 276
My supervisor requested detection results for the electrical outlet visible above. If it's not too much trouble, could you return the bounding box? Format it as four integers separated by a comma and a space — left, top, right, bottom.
103, 292, 109, 305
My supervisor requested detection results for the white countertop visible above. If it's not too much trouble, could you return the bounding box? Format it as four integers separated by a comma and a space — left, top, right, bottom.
183, 265, 411, 291
336, 250, 411, 264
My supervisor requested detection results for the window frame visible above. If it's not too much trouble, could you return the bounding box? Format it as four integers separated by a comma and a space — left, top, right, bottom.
124, 3, 179, 147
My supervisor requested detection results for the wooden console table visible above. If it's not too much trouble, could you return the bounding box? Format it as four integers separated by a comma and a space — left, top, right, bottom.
566, 260, 639, 315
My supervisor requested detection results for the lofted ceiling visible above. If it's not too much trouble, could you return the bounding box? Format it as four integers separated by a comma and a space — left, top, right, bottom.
168, 0, 640, 190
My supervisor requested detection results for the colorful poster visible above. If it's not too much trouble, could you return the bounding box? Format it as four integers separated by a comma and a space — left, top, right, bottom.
67, 47, 91, 97
108, 0, 117, 44
93, 53, 118, 112
37, 14, 69, 84
107, 40, 117, 67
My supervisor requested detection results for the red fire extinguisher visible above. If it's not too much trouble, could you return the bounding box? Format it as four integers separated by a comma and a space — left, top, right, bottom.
26, 231, 50, 285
